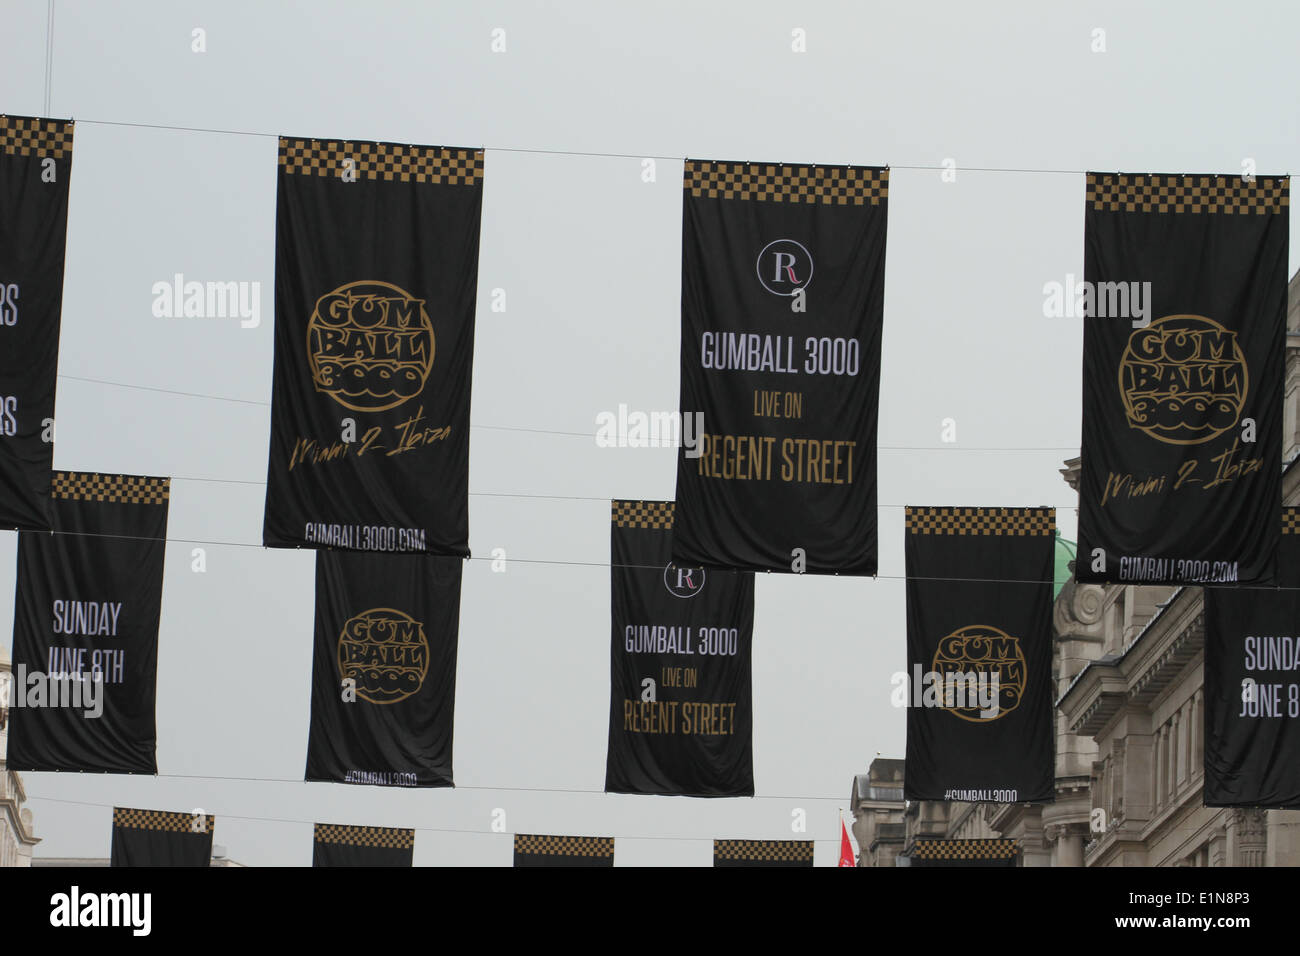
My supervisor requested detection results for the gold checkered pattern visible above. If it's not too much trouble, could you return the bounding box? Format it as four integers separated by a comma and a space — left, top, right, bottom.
906, 507, 1055, 536
314, 823, 415, 850
51, 472, 170, 505
611, 499, 674, 530
1087, 173, 1288, 215
911, 838, 1018, 861
1284, 508, 1300, 535
0, 115, 74, 158
279, 138, 483, 185
514, 834, 615, 859
113, 807, 214, 835
685, 160, 887, 206
713, 839, 814, 863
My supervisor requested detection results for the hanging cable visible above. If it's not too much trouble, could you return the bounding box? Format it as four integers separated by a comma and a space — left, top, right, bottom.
71, 116, 1100, 176
57, 373, 1082, 452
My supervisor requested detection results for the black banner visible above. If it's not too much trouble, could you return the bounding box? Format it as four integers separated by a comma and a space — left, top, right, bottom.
1078, 173, 1288, 585
671, 160, 886, 575
1204, 507, 1300, 807
904, 507, 1055, 803
305, 551, 459, 787
312, 823, 413, 867
6, 472, 169, 774
513, 834, 614, 867
713, 839, 813, 867
907, 838, 1018, 867
0, 116, 73, 531
262, 138, 481, 556
606, 500, 754, 796
110, 807, 214, 867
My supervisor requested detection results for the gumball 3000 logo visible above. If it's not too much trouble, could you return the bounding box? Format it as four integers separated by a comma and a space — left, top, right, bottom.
337, 608, 429, 704
1118, 314, 1248, 445
931, 625, 1026, 722
307, 281, 435, 412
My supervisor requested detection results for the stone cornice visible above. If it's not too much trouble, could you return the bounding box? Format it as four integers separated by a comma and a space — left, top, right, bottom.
1060, 587, 1203, 737
1085, 834, 1146, 866
0, 792, 39, 847
1064, 661, 1128, 737
1060, 457, 1081, 492
1128, 613, 1202, 708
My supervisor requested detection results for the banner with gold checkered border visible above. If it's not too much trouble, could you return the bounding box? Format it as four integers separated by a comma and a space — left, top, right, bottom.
611, 499, 674, 531
51, 471, 170, 506
685, 160, 886, 206
607, 496, 755, 796
0, 114, 74, 159
1087, 172, 1288, 215
1203, 504, 1300, 805
279, 137, 483, 185
311, 822, 415, 867
113, 806, 214, 835
0, 115, 73, 532
110, 806, 215, 867
910, 838, 1019, 864
513, 833, 615, 866
713, 839, 814, 866
1079, 164, 1286, 589
905, 507, 1055, 537
314, 823, 415, 850
8, 470, 170, 775
904, 502, 1056, 800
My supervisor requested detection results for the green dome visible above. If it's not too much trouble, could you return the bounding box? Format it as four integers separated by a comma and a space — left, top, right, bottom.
1054, 530, 1077, 599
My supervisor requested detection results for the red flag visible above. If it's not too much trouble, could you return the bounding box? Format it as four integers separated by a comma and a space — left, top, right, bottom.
838, 818, 856, 867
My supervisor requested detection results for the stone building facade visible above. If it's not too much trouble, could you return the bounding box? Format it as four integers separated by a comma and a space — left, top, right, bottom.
852, 269, 1300, 866
0, 641, 39, 866
1054, 449, 1300, 867
849, 759, 905, 867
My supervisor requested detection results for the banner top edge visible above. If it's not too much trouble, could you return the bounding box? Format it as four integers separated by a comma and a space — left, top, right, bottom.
611, 499, 674, 528
904, 506, 1056, 536
52, 469, 171, 482
113, 806, 214, 834
904, 505, 1056, 514
1085, 171, 1288, 214
0, 115, 75, 157
683, 159, 888, 205
684, 157, 888, 172
51, 471, 171, 505
514, 833, 615, 856
277, 135, 484, 154
910, 837, 1019, 860
713, 838, 815, 861
1086, 170, 1289, 181
277, 137, 484, 184
0, 113, 75, 125
1283, 507, 1300, 533
313, 822, 415, 848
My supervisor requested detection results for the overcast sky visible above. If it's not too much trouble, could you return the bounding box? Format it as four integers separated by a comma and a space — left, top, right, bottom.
2, 0, 1298, 866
